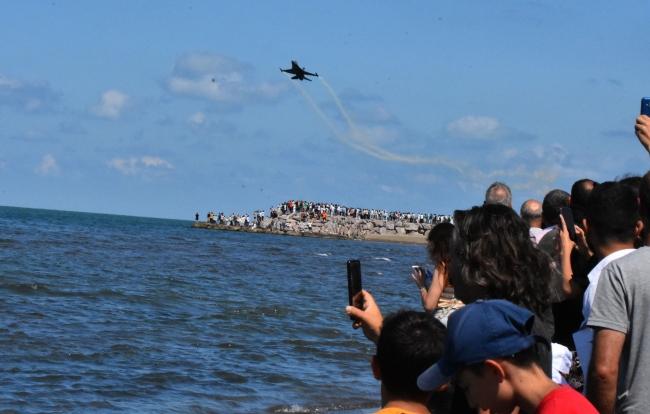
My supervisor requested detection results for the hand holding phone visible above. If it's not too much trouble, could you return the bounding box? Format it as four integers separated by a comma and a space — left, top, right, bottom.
641, 97, 650, 117
560, 207, 576, 242
347, 260, 363, 319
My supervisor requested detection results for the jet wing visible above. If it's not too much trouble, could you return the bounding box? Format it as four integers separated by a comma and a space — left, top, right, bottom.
302, 71, 318, 77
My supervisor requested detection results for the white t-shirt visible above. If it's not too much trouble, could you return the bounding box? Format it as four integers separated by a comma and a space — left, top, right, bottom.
582, 249, 635, 325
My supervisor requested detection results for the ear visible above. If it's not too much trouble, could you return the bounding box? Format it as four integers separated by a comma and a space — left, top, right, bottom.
484, 359, 506, 382
635, 220, 644, 238
371, 355, 382, 380
582, 218, 590, 235
568, 196, 572, 206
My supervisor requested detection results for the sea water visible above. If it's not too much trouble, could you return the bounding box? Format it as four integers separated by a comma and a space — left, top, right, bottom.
0, 206, 428, 413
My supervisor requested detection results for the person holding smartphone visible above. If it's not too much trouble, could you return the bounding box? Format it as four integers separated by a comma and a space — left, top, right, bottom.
411, 223, 463, 326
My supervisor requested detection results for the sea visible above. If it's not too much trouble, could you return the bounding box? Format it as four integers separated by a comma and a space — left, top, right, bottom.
0, 206, 429, 413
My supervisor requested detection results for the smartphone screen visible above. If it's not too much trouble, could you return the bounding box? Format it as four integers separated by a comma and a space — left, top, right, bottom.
641, 98, 650, 117
560, 207, 576, 242
347, 260, 363, 317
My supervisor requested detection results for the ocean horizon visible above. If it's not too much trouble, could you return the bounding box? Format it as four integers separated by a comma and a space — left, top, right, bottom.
0, 205, 428, 413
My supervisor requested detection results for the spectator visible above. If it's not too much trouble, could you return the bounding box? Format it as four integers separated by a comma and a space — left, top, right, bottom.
371, 310, 447, 414
520, 199, 543, 238
484, 181, 512, 207
567, 182, 641, 395
417, 300, 597, 414
585, 172, 649, 413
535, 189, 570, 247
411, 222, 463, 325
450, 203, 555, 371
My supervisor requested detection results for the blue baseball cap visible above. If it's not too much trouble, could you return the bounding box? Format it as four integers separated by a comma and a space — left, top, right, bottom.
417, 299, 550, 391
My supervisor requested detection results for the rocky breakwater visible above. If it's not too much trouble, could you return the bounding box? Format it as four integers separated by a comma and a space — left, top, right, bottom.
192, 214, 430, 245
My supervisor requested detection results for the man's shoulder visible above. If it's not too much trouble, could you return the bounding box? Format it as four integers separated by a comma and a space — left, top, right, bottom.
603, 247, 650, 274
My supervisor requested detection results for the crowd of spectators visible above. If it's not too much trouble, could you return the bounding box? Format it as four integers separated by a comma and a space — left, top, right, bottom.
344, 114, 650, 413
203, 200, 452, 228
270, 200, 452, 223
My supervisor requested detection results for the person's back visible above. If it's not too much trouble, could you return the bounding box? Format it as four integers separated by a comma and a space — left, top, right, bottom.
586, 172, 650, 413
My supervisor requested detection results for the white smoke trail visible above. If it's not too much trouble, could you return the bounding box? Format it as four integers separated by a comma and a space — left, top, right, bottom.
318, 77, 463, 172
286, 74, 557, 186
285, 74, 370, 154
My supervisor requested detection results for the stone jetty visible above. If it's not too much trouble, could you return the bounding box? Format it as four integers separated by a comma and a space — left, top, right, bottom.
192, 213, 430, 245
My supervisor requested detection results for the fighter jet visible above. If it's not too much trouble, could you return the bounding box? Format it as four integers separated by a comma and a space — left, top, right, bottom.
280, 61, 318, 81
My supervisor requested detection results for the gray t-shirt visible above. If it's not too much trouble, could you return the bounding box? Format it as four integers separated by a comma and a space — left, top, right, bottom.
587, 247, 650, 414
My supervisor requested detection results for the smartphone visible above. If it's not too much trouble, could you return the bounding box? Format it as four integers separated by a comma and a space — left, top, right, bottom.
560, 207, 576, 242
347, 260, 363, 319
641, 98, 650, 117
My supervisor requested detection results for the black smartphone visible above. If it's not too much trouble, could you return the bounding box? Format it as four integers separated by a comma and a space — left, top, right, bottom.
560, 207, 576, 242
641, 97, 650, 117
347, 259, 363, 319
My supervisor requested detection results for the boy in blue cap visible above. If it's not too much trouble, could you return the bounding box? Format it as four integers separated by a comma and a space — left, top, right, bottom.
417, 300, 597, 414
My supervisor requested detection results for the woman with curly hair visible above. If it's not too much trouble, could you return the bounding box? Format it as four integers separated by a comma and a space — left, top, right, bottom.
450, 203, 555, 376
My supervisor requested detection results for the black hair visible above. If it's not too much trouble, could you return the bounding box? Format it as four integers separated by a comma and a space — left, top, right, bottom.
376, 310, 446, 402
452, 204, 552, 316
640, 171, 650, 222
542, 189, 570, 227
570, 179, 598, 207
618, 175, 642, 197
586, 181, 639, 244
463, 345, 539, 376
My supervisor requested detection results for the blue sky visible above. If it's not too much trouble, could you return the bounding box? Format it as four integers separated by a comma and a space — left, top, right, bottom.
2, 1, 649, 219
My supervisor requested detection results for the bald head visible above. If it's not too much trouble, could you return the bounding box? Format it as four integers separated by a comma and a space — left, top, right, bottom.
520, 199, 543, 229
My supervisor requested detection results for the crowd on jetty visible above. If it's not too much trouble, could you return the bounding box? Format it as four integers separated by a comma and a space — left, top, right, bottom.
201, 200, 451, 228
340, 115, 650, 414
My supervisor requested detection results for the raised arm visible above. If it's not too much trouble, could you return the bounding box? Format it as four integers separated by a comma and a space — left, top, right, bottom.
635, 115, 650, 155
345, 290, 384, 345
558, 214, 584, 299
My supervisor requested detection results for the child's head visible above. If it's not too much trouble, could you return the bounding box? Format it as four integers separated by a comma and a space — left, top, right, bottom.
373, 310, 446, 402
417, 300, 549, 411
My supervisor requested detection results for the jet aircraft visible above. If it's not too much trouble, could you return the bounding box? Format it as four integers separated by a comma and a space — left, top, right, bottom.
280, 61, 318, 81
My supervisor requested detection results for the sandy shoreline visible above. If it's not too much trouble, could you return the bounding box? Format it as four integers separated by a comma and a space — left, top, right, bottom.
192, 222, 427, 246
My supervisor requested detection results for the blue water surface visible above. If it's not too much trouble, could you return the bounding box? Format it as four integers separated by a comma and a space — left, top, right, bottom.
0, 206, 428, 413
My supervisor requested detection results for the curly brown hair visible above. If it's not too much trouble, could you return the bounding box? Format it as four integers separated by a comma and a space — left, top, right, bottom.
452, 204, 552, 316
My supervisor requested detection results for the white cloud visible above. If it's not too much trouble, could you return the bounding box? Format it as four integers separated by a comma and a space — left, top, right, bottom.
187, 112, 205, 125
107, 157, 138, 174
446, 116, 501, 139
141, 156, 173, 168
90, 89, 130, 120
107, 156, 173, 175
165, 53, 286, 103
35, 154, 60, 175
